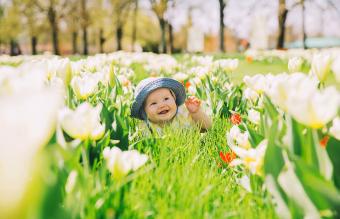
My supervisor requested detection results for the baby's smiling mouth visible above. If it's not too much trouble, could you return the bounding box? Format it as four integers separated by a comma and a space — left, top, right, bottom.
158, 109, 169, 115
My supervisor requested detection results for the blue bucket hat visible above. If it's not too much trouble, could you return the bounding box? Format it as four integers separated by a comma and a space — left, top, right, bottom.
131, 77, 186, 120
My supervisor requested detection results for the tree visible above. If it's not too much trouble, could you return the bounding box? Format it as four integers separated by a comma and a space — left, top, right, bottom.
277, 0, 288, 49
166, 0, 176, 54
109, 0, 134, 51
64, 0, 80, 54
131, 0, 138, 51
33, 0, 69, 55
0, 1, 22, 55
0, 4, 6, 53
81, 0, 89, 55
150, 0, 168, 53
20, 0, 46, 55
218, 0, 226, 52
277, 0, 340, 49
301, 0, 307, 49
88, 0, 108, 53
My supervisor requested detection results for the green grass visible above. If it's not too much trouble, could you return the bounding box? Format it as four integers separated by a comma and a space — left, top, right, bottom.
223, 55, 339, 89
120, 118, 278, 219
231, 59, 288, 84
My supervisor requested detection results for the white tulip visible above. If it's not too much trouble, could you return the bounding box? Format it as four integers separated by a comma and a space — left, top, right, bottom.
47, 58, 72, 85
288, 57, 303, 73
214, 59, 239, 72
173, 72, 189, 81
248, 109, 260, 125
191, 55, 213, 66
286, 86, 339, 129
229, 140, 268, 175
70, 60, 86, 76
0, 64, 46, 96
71, 73, 99, 100
117, 75, 131, 87
48, 77, 66, 98
123, 150, 149, 171
278, 157, 320, 218
244, 88, 259, 103
237, 175, 251, 192
226, 125, 251, 149
59, 102, 105, 140
311, 53, 332, 82
329, 117, 340, 140
102, 147, 148, 180
0, 89, 63, 217
265, 73, 318, 112
192, 76, 202, 86
331, 56, 340, 82
265, 176, 290, 219
188, 85, 196, 95
243, 74, 268, 94
189, 67, 210, 80
65, 170, 78, 194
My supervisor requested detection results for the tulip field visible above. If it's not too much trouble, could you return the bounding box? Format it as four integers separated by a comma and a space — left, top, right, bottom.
1, 49, 340, 219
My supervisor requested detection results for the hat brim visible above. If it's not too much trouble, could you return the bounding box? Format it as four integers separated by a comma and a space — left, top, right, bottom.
131, 78, 186, 120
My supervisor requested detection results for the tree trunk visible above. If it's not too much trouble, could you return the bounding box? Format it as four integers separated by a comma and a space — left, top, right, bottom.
31, 36, 37, 55
83, 27, 88, 55
99, 28, 105, 53
116, 24, 123, 51
52, 23, 60, 55
10, 39, 16, 56
159, 18, 166, 53
48, 6, 60, 55
81, 0, 88, 55
10, 39, 21, 56
302, 0, 307, 49
168, 22, 174, 54
72, 31, 78, 54
219, 0, 225, 52
277, 0, 288, 49
131, 0, 138, 51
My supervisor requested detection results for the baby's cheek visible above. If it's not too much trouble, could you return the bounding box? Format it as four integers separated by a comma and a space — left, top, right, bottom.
145, 106, 153, 115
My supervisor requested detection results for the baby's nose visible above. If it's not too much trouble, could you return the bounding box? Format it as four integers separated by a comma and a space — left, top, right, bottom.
158, 103, 166, 109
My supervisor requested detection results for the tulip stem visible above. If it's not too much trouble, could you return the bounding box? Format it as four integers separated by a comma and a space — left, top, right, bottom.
318, 82, 325, 90
115, 183, 126, 219
82, 140, 90, 176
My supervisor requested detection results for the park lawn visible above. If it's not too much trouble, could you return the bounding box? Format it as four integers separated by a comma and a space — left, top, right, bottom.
223, 54, 339, 89
120, 118, 278, 219
122, 54, 337, 218
67, 52, 339, 88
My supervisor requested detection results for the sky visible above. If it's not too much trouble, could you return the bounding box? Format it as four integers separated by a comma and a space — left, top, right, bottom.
141, 0, 340, 39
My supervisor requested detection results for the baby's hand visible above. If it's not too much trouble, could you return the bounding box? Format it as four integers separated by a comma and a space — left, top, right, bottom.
185, 96, 201, 114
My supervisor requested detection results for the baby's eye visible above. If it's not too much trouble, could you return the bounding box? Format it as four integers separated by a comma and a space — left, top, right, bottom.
164, 97, 169, 101
150, 102, 156, 106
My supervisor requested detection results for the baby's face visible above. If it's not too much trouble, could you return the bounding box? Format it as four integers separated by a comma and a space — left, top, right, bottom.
144, 88, 177, 124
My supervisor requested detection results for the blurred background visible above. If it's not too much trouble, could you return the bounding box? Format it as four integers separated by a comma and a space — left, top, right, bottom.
0, 0, 340, 56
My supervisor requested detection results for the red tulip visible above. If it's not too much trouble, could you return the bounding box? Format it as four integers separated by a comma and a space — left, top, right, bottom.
185, 81, 191, 88
230, 113, 242, 125
219, 151, 236, 164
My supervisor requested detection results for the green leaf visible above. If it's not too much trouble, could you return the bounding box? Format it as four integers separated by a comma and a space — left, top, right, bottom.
291, 119, 319, 170
98, 130, 111, 149
246, 124, 264, 147
263, 95, 279, 120
291, 117, 303, 156
293, 155, 340, 213
326, 137, 340, 189
264, 136, 284, 179
312, 130, 333, 181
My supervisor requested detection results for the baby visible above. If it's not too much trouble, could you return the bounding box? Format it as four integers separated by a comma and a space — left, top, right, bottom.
131, 77, 212, 132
